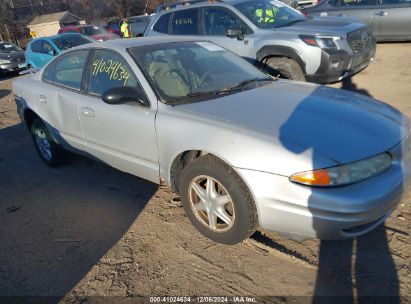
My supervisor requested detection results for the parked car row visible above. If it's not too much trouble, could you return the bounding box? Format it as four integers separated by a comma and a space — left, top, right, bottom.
144, 0, 377, 84
58, 25, 120, 41
24, 24, 121, 70
25, 33, 93, 69
9, 0, 411, 246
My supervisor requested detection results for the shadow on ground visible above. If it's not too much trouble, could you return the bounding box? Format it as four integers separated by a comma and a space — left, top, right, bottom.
340, 77, 372, 97
0, 123, 158, 297
0, 89, 11, 100
0, 72, 20, 83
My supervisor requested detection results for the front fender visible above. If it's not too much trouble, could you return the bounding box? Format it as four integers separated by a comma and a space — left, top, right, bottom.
156, 103, 336, 186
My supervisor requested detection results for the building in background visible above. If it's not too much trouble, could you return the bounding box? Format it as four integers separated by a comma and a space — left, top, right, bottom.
27, 11, 85, 38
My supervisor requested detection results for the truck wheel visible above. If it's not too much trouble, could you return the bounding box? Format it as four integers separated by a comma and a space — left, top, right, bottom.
179, 155, 258, 244
265, 57, 305, 81
30, 117, 65, 167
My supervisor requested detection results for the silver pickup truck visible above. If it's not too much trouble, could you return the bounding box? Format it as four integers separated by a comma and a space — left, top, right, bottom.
145, 0, 376, 83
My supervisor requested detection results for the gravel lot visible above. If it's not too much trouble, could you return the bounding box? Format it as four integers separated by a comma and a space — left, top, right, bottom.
0, 43, 410, 303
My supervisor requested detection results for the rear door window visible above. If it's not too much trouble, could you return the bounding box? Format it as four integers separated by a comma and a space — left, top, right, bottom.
53, 50, 89, 90
171, 8, 199, 35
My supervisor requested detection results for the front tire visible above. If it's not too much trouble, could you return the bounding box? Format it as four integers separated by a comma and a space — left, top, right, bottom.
264, 57, 305, 81
179, 155, 258, 244
30, 117, 65, 167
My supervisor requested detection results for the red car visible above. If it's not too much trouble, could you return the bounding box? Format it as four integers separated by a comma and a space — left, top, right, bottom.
58, 25, 120, 41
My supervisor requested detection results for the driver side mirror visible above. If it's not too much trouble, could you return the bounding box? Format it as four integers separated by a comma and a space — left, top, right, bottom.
102, 86, 149, 107
226, 26, 244, 40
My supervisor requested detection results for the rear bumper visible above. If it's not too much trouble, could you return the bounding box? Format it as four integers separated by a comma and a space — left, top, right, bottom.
305, 42, 376, 84
235, 136, 411, 240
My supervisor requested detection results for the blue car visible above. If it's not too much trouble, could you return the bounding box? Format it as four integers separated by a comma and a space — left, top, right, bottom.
25, 33, 93, 69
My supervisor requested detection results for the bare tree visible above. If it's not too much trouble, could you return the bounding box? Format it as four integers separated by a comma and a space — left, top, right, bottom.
110, 0, 146, 18
0, 1, 15, 42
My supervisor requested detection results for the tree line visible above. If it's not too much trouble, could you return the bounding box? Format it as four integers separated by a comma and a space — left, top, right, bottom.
0, 0, 169, 45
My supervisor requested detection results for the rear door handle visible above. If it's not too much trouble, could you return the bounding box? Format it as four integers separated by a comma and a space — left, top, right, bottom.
337, 13, 346, 17
375, 11, 387, 16
39, 95, 47, 104
81, 107, 95, 117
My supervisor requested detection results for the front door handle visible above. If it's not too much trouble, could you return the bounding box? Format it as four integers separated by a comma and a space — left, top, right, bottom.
337, 13, 346, 17
39, 95, 47, 104
81, 107, 95, 117
375, 11, 387, 16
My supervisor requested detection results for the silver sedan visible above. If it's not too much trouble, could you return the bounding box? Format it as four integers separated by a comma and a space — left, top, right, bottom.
12, 37, 411, 244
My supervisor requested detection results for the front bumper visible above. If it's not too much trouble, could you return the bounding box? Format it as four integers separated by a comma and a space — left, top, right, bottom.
235, 137, 411, 240
0, 61, 27, 73
305, 41, 376, 84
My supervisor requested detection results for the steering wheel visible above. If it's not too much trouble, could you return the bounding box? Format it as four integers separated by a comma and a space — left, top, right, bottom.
198, 68, 217, 87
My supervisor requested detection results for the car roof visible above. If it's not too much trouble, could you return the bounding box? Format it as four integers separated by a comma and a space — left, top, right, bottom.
61, 25, 99, 29
31, 32, 84, 41
155, 0, 247, 12
73, 36, 204, 52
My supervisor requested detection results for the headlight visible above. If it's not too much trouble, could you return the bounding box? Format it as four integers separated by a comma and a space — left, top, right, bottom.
290, 152, 392, 187
0, 59, 11, 64
300, 35, 340, 49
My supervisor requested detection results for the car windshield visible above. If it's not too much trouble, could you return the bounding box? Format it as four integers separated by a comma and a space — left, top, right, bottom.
130, 42, 273, 104
234, 0, 306, 29
80, 26, 106, 35
52, 35, 92, 51
0, 42, 22, 53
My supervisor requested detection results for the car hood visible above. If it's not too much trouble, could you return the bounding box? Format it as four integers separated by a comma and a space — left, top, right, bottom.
177, 81, 409, 165
0, 50, 25, 60
274, 16, 366, 36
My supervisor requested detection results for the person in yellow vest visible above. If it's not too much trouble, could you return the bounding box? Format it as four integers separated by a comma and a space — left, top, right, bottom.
120, 18, 130, 38
255, 8, 275, 23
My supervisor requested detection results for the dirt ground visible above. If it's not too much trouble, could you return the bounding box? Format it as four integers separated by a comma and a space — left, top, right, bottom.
0, 43, 410, 303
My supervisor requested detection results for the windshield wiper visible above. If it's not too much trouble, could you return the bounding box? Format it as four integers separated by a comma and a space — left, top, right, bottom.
167, 90, 219, 105
219, 77, 274, 93
167, 77, 274, 105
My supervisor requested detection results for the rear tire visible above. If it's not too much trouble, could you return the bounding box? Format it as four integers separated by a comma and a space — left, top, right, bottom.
264, 57, 305, 81
30, 117, 65, 167
179, 155, 258, 244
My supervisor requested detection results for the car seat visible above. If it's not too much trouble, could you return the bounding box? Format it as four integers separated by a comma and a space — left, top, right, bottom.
149, 60, 190, 98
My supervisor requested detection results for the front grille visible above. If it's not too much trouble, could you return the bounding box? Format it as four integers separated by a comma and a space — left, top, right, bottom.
348, 28, 373, 54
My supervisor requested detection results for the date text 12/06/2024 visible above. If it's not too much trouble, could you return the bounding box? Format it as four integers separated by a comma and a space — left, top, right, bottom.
149, 296, 257, 303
